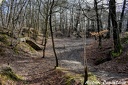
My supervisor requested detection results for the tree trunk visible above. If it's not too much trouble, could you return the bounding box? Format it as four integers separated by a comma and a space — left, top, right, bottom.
83, 30, 88, 85
0, 3, 5, 29
94, 0, 102, 48
126, 19, 128, 31
7, 0, 14, 29
49, 0, 58, 68
119, 0, 126, 33
110, 0, 122, 54
42, 0, 50, 58
74, 15, 79, 32
42, 18, 48, 58
106, 7, 111, 38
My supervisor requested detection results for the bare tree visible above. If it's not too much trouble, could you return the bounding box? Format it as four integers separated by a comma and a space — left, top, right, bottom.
119, 0, 126, 33
37, 0, 50, 58
94, 0, 102, 48
49, 0, 58, 68
109, 0, 122, 55
106, 1, 111, 38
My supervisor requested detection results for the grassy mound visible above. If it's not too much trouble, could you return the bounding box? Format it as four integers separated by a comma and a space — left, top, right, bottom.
0, 67, 22, 84
0, 34, 10, 45
56, 67, 101, 85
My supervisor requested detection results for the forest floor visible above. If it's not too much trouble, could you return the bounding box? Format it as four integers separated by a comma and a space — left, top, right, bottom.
0, 35, 128, 85
86, 38, 128, 84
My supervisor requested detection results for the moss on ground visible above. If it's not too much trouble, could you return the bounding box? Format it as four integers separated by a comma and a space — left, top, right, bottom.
21, 42, 36, 52
0, 34, 10, 45
121, 34, 128, 44
87, 72, 101, 85
12, 46, 20, 54
0, 67, 22, 84
111, 49, 122, 58
64, 76, 75, 85
56, 67, 83, 85
0, 48, 5, 56
56, 67, 101, 85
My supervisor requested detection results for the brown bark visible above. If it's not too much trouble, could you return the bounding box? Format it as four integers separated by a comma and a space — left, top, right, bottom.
106, 6, 111, 38
94, 0, 102, 48
109, 0, 122, 54
42, 18, 48, 58
119, 0, 126, 33
49, 0, 58, 68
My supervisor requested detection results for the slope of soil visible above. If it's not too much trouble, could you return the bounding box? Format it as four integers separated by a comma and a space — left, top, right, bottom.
0, 35, 88, 85
0, 33, 128, 85
86, 38, 128, 84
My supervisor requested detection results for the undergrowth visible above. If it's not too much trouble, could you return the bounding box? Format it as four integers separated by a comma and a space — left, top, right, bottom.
0, 67, 22, 84
0, 34, 10, 45
56, 67, 101, 85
